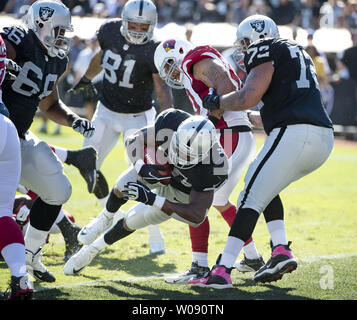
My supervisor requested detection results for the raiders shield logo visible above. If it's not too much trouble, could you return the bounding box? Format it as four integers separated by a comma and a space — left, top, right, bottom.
250, 20, 265, 33
39, 6, 54, 21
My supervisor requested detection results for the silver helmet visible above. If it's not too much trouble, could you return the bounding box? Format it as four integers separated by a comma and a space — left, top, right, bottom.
234, 14, 279, 55
25, 0, 73, 59
121, 0, 157, 45
154, 39, 193, 89
168, 116, 217, 169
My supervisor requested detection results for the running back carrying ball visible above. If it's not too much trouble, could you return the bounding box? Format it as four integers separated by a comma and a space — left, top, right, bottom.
144, 146, 172, 185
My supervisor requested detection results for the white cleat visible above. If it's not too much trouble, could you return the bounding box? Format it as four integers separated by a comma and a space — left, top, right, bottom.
77, 211, 113, 245
64, 244, 100, 275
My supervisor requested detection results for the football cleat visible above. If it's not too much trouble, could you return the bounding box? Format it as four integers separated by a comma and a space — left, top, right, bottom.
64, 244, 100, 275
26, 248, 56, 283
6, 275, 33, 300
234, 255, 265, 273
68, 147, 98, 193
93, 170, 109, 200
189, 255, 233, 289
63, 224, 83, 262
254, 241, 298, 283
77, 211, 113, 245
165, 262, 210, 284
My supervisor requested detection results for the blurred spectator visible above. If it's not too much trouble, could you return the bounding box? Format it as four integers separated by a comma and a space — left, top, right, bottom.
195, 0, 227, 23
305, 44, 334, 114
172, 0, 197, 24
269, 0, 299, 25
319, 0, 345, 28
300, 0, 322, 30
227, 0, 255, 24
344, 0, 357, 30
340, 30, 357, 82
157, 0, 176, 25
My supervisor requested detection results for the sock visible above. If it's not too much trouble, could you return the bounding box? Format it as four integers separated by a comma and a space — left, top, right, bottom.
1, 243, 27, 277
92, 235, 109, 251
24, 224, 48, 253
98, 195, 109, 208
28, 197, 61, 231
220, 236, 246, 268
54, 209, 65, 224
148, 224, 164, 244
51, 145, 68, 163
242, 239, 261, 259
192, 252, 209, 268
220, 205, 236, 227
106, 190, 127, 213
266, 219, 287, 247
103, 218, 134, 245
189, 216, 209, 253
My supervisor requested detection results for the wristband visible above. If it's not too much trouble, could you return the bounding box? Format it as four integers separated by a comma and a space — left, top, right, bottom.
153, 195, 166, 210
134, 159, 145, 174
67, 113, 79, 126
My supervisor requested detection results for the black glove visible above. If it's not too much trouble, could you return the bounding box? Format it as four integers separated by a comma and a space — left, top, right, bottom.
138, 163, 171, 184
122, 181, 156, 206
68, 76, 97, 99
71, 117, 95, 138
4, 59, 21, 80
202, 88, 220, 111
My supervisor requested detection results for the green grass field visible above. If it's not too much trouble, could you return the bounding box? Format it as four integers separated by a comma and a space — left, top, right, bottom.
1, 119, 356, 301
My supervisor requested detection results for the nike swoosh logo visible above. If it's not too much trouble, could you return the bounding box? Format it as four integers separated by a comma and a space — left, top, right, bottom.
73, 266, 85, 274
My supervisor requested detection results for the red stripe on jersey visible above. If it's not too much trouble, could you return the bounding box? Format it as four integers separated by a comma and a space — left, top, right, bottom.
220, 131, 239, 158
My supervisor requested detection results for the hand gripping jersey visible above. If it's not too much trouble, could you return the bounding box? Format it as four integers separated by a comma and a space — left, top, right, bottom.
97, 19, 159, 114
244, 38, 333, 134
181, 45, 251, 130
154, 109, 228, 194
0, 25, 67, 137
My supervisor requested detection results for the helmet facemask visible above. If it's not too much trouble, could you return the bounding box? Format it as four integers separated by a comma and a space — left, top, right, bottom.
159, 58, 184, 90
122, 20, 154, 45
42, 25, 73, 59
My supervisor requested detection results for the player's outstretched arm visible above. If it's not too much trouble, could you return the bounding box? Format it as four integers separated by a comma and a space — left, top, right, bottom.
39, 85, 95, 138
153, 73, 174, 112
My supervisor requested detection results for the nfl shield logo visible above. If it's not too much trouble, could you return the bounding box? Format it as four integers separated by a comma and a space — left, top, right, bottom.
250, 20, 265, 33
39, 6, 54, 21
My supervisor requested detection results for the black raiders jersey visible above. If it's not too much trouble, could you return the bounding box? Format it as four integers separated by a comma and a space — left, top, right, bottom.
1, 25, 67, 137
154, 109, 228, 193
244, 38, 333, 134
97, 19, 159, 114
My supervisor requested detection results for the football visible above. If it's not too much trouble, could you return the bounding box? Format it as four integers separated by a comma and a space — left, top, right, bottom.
144, 146, 172, 185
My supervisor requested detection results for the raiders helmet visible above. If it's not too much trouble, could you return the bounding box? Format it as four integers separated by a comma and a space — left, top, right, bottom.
121, 0, 157, 45
154, 39, 193, 89
25, 0, 73, 59
234, 14, 279, 55
168, 116, 217, 169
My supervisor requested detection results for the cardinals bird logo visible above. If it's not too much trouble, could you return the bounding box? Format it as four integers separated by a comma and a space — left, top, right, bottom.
163, 39, 176, 52
39, 7, 55, 21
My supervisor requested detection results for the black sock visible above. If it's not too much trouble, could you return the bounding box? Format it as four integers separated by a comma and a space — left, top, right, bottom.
228, 208, 260, 243
106, 189, 127, 213
29, 197, 61, 231
104, 218, 134, 245
64, 150, 76, 166
263, 195, 284, 223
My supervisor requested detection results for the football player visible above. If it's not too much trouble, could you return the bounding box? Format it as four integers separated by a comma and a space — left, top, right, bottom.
191, 14, 334, 288
0, 34, 33, 300
69, 0, 173, 254
0, 0, 95, 283
63, 109, 229, 276
153, 39, 265, 283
